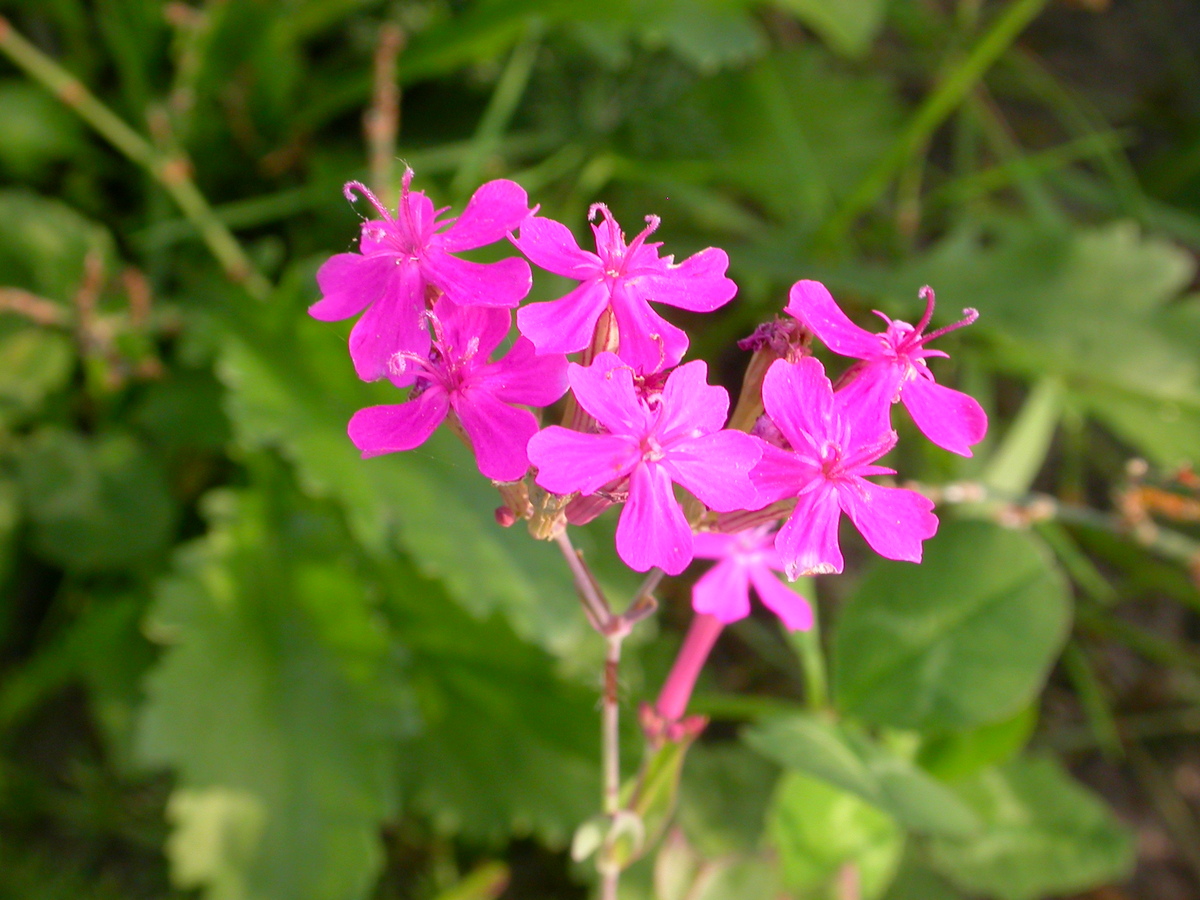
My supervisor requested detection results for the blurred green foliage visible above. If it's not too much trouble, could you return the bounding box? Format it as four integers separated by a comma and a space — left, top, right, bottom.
1, 1, 1199, 899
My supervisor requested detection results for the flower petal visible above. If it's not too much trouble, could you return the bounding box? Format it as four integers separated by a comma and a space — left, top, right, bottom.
900, 373, 988, 457
348, 389, 449, 458
691, 530, 739, 560
421, 251, 531, 308
431, 296, 511, 359
834, 360, 901, 448
838, 478, 937, 564
776, 485, 844, 578
610, 285, 688, 374
437, 179, 531, 251
528, 427, 640, 496
348, 269, 430, 382
516, 279, 610, 355
655, 359, 729, 442
748, 566, 813, 631
663, 431, 762, 513
474, 337, 568, 407
616, 463, 693, 575
692, 559, 752, 623
761, 357, 836, 453
786, 279, 881, 359
310, 252, 395, 321
635, 247, 737, 313
512, 216, 602, 279
751, 442, 819, 505
453, 388, 539, 481
567, 353, 653, 436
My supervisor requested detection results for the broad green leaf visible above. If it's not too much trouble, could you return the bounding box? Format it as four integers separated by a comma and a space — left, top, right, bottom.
917, 705, 1037, 781
882, 856, 966, 900
833, 520, 1071, 731
0, 81, 83, 179
137, 489, 407, 900
0, 328, 73, 427
676, 743, 778, 856
680, 48, 902, 228
217, 267, 613, 653
744, 713, 980, 838
382, 554, 601, 844
17, 429, 176, 573
770, 0, 887, 58
0, 191, 115, 302
911, 221, 1200, 466
767, 771, 903, 899
643, 829, 782, 900
0, 477, 16, 594
929, 757, 1135, 900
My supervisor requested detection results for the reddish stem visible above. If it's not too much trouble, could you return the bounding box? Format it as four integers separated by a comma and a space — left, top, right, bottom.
655, 613, 724, 723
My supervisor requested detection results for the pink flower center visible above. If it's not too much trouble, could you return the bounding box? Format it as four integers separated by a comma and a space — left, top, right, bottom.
589, 203, 661, 282
641, 434, 666, 463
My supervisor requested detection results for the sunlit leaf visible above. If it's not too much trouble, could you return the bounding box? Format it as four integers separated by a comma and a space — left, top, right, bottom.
833, 520, 1071, 731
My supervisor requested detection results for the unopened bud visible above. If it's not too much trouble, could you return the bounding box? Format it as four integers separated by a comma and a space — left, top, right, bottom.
729, 317, 812, 432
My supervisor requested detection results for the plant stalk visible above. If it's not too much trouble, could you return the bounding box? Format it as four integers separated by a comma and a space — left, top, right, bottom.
0, 16, 271, 299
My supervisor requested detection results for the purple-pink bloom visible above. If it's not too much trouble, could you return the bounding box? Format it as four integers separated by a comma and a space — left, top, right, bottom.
311, 169, 533, 382
512, 205, 737, 374
752, 357, 938, 579
527, 353, 761, 575
348, 297, 567, 482
692, 526, 813, 631
786, 280, 987, 457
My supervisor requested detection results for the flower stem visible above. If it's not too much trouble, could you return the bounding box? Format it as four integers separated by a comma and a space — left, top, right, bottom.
554, 532, 662, 900
655, 614, 724, 723
0, 16, 271, 300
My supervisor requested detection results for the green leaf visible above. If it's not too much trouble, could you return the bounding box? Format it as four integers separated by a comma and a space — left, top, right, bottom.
767, 771, 903, 899
17, 428, 176, 573
882, 856, 966, 900
0, 191, 115, 302
382, 553, 601, 844
217, 266, 622, 653
917, 705, 1037, 781
676, 743, 778, 856
833, 520, 1071, 731
744, 713, 980, 838
0, 477, 17, 595
682, 48, 902, 227
0, 81, 83, 179
929, 756, 1135, 900
770, 0, 887, 58
911, 221, 1200, 466
0, 327, 73, 427
137, 489, 407, 900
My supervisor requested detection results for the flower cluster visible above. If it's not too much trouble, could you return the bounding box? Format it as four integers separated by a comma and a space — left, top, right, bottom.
312, 169, 987, 628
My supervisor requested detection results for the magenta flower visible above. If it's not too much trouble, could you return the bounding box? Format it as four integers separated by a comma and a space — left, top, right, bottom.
752, 357, 938, 579
527, 353, 761, 575
512, 205, 737, 374
311, 169, 534, 382
348, 297, 567, 482
691, 526, 813, 631
786, 280, 987, 457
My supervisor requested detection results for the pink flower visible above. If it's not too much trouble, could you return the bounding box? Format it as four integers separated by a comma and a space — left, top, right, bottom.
752, 357, 938, 579
311, 169, 533, 382
527, 353, 761, 575
348, 297, 567, 482
691, 526, 813, 631
786, 280, 987, 457
513, 205, 737, 374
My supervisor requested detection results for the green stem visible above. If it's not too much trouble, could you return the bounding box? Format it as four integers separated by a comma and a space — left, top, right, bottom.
818, 0, 1050, 245
0, 16, 271, 300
